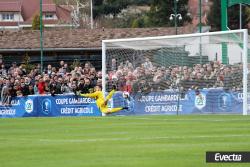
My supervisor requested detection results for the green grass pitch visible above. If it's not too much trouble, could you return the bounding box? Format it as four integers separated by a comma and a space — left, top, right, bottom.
0, 115, 250, 167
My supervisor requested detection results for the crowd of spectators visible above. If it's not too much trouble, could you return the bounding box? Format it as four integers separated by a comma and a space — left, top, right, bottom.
0, 61, 101, 105
0, 57, 244, 105
108, 58, 243, 94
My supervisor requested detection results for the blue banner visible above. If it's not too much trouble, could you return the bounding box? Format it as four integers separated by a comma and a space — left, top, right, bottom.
0, 95, 102, 118
112, 89, 243, 116
0, 89, 245, 118
0, 96, 38, 118
37, 95, 101, 117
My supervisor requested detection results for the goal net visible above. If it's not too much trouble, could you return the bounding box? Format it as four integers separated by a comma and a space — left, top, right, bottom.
102, 29, 249, 115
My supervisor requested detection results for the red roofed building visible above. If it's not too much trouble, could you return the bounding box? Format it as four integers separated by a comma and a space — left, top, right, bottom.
0, 0, 74, 29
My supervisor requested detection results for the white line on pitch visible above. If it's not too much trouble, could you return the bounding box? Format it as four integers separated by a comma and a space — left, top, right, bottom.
39, 134, 250, 143
2, 134, 250, 143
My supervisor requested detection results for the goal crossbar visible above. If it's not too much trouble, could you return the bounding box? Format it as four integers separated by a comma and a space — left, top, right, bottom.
103, 29, 247, 43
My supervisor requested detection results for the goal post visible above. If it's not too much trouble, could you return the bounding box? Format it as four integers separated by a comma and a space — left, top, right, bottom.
102, 29, 249, 115
243, 29, 248, 115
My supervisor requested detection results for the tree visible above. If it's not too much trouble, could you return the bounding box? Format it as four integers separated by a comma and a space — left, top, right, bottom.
208, 1, 250, 31
132, 0, 153, 6
70, 59, 81, 70
32, 14, 43, 30
246, 7, 250, 28
207, 0, 220, 31
131, 18, 145, 28
94, 0, 130, 18
146, 0, 191, 27
22, 53, 35, 73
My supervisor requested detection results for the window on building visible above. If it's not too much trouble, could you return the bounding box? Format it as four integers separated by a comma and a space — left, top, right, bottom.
45, 13, 54, 19
2, 13, 14, 21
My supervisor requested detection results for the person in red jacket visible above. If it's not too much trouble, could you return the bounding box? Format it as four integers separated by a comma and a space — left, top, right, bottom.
37, 78, 45, 95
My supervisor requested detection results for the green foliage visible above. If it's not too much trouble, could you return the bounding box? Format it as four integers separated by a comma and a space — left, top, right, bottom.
131, 19, 140, 28
70, 59, 81, 70
131, 0, 153, 5
93, 0, 153, 18
131, 15, 151, 28
22, 53, 35, 73
207, 0, 221, 31
54, 0, 191, 28
228, 4, 249, 29
146, 0, 191, 27
32, 14, 43, 30
53, 0, 61, 4
96, 8, 146, 28
101, 0, 191, 28
208, 1, 250, 31
53, 0, 74, 5
245, 6, 250, 25
94, 0, 130, 18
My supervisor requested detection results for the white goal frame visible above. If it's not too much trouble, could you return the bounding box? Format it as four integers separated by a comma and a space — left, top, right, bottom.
102, 29, 248, 115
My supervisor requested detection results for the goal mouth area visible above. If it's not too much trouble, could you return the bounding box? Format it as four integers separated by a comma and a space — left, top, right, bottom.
102, 29, 249, 115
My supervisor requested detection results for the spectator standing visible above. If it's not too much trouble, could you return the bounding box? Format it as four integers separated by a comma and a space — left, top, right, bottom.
143, 58, 153, 70
0, 64, 7, 76
38, 78, 45, 95
1, 79, 10, 105
82, 78, 93, 93
78, 78, 85, 93
33, 80, 39, 95
83, 62, 91, 75
111, 58, 117, 71
45, 64, 53, 76
61, 81, 71, 94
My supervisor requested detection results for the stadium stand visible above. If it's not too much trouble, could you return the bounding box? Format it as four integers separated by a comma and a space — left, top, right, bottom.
108, 58, 243, 94
0, 60, 101, 105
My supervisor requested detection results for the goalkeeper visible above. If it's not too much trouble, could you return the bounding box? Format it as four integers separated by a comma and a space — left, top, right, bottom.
80, 85, 128, 114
